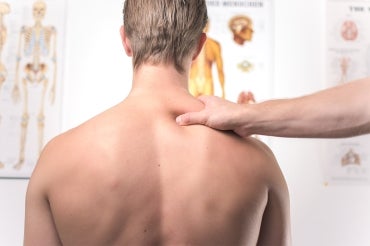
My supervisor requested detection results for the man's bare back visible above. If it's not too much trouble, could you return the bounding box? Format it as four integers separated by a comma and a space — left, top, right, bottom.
24, 1, 290, 245
24, 83, 290, 245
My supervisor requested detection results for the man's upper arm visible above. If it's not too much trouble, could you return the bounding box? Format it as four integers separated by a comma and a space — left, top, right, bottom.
253, 140, 291, 245
24, 144, 62, 246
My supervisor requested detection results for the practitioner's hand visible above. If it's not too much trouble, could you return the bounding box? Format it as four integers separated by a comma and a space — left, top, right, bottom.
176, 96, 242, 132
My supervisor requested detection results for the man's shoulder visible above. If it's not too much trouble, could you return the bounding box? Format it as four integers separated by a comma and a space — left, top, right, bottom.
47, 106, 120, 150
201, 132, 285, 202
211, 132, 280, 178
35, 105, 128, 172
35, 127, 82, 170
31, 122, 106, 194
214, 130, 274, 159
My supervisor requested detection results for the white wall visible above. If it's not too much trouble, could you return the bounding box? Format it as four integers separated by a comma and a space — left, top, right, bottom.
1, 0, 369, 245
273, 1, 370, 246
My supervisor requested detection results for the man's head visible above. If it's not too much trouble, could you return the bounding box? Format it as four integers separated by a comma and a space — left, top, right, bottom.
122, 0, 208, 73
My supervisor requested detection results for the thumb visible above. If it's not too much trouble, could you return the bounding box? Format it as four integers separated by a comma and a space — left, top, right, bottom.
176, 112, 206, 126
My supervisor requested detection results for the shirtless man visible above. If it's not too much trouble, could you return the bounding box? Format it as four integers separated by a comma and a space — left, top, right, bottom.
24, 0, 291, 245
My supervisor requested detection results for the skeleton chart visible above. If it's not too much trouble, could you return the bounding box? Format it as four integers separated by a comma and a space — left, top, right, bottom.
0, 0, 66, 178
324, 0, 370, 185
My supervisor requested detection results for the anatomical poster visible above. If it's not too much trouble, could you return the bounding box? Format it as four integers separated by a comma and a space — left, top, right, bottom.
190, 0, 274, 143
191, 0, 274, 108
324, 0, 370, 185
0, 0, 66, 178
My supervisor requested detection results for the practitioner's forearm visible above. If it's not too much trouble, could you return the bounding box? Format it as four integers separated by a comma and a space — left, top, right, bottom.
234, 99, 315, 137
242, 79, 370, 138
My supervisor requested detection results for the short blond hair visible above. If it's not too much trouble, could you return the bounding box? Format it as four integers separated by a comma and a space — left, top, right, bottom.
123, 0, 208, 73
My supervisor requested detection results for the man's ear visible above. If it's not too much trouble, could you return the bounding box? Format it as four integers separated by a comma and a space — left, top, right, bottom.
192, 32, 207, 60
120, 25, 133, 57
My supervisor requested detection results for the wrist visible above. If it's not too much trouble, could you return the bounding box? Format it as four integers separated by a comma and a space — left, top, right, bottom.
233, 103, 257, 137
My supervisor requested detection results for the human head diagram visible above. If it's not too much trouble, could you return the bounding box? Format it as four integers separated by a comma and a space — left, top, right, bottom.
341, 20, 358, 41
123, 0, 208, 73
229, 15, 254, 45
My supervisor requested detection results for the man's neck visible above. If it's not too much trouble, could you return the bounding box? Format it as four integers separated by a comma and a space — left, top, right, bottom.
130, 64, 190, 96
127, 63, 202, 116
